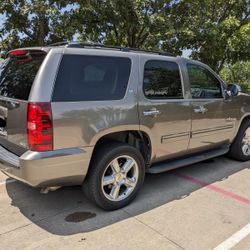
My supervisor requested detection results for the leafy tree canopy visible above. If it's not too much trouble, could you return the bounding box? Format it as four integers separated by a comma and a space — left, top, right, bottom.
220, 61, 250, 93
0, 0, 75, 50
162, 0, 250, 71
0, 0, 249, 73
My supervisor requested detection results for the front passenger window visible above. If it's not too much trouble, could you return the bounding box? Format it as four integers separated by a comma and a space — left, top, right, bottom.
187, 64, 222, 99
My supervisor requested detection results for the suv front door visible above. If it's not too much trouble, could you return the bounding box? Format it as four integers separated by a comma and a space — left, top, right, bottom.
138, 56, 191, 163
186, 63, 236, 151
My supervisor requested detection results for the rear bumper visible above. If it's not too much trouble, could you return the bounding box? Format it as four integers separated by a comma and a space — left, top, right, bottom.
0, 145, 94, 187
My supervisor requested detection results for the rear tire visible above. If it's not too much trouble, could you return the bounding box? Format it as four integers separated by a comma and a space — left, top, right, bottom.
228, 119, 250, 161
82, 142, 145, 210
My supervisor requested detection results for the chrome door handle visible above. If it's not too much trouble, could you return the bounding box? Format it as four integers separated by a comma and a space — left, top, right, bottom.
194, 106, 208, 114
143, 109, 160, 116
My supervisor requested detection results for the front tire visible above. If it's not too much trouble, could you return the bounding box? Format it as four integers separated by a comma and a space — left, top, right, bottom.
229, 119, 250, 161
83, 142, 145, 210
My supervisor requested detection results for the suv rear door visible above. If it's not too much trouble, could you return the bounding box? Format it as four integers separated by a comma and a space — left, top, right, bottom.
186, 62, 236, 151
0, 49, 47, 155
50, 50, 138, 150
138, 56, 191, 163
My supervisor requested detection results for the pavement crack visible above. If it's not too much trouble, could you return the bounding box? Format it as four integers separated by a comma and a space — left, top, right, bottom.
123, 209, 186, 250
0, 223, 32, 236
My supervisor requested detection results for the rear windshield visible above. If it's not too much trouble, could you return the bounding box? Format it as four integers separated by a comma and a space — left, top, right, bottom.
0, 50, 46, 100
52, 55, 131, 102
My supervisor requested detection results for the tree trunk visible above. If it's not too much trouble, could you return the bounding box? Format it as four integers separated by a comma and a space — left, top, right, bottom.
37, 17, 49, 46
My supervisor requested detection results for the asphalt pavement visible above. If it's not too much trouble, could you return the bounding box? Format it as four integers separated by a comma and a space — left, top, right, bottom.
0, 156, 250, 249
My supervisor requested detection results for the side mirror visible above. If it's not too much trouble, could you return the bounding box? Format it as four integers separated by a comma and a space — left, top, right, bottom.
227, 84, 241, 97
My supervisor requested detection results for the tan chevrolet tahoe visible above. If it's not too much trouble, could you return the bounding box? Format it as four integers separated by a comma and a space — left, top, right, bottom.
0, 42, 249, 210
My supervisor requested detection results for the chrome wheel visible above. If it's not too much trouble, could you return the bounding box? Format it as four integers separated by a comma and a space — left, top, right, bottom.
242, 127, 250, 156
101, 155, 139, 202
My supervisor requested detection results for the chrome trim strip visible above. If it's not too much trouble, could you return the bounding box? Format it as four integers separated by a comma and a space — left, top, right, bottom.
161, 132, 190, 143
192, 125, 234, 136
0, 145, 19, 168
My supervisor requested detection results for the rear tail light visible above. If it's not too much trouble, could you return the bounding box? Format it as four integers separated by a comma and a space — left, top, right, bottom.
9, 49, 32, 63
9, 49, 26, 56
27, 102, 53, 152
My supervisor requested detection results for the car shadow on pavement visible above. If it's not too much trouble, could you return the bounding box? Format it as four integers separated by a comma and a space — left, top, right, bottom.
5, 156, 250, 236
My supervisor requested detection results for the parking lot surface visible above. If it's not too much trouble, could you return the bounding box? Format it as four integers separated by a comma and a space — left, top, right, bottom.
0, 156, 250, 250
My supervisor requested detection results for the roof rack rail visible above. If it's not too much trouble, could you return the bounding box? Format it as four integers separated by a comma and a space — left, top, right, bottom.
47, 41, 175, 57
47, 41, 69, 47
123, 47, 174, 57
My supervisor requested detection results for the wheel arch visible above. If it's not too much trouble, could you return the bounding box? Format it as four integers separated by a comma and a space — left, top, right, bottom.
233, 114, 250, 141
90, 130, 153, 166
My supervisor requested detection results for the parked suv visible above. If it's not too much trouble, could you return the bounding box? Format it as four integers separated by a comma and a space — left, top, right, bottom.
0, 42, 249, 210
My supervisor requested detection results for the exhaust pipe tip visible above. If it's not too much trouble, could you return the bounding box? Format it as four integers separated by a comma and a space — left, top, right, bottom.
40, 186, 61, 194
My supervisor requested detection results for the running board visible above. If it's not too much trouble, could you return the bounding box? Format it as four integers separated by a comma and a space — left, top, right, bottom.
147, 147, 229, 174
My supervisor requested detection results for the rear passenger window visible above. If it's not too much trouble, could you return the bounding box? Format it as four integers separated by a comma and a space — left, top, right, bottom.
143, 60, 183, 99
53, 55, 131, 102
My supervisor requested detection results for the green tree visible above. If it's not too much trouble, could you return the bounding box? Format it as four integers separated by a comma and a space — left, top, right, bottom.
0, 0, 74, 50
0, 0, 249, 74
74, 0, 172, 49
163, 0, 250, 72
220, 61, 250, 93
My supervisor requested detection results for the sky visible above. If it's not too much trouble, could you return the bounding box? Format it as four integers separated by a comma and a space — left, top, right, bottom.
182, 49, 192, 58
0, 14, 5, 29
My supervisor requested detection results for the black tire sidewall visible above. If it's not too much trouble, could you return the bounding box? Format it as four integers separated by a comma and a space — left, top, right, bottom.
229, 120, 250, 161
84, 143, 145, 210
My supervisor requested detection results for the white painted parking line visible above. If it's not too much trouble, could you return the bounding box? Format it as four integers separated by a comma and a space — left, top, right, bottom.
213, 222, 250, 250
0, 179, 16, 186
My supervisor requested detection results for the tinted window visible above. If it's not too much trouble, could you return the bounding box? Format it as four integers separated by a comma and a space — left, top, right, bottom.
187, 64, 222, 98
53, 55, 131, 102
0, 51, 46, 100
143, 60, 182, 99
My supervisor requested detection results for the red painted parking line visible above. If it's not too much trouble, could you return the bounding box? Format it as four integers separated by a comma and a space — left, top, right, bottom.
176, 173, 250, 206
